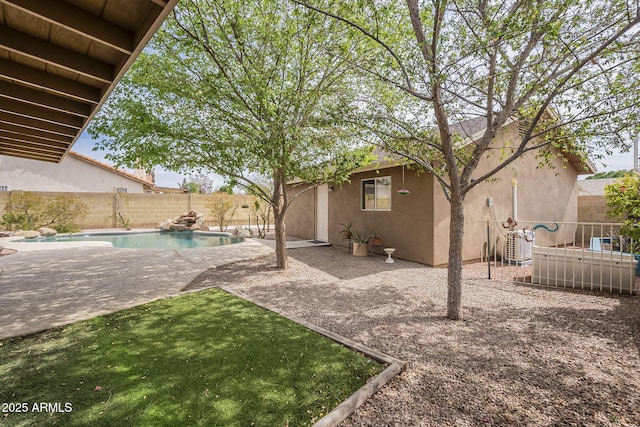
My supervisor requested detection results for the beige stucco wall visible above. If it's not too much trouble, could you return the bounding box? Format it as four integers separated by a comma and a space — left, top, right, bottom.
429, 122, 580, 265
0, 155, 147, 193
286, 122, 583, 267
284, 168, 436, 264
329, 167, 435, 264
284, 186, 316, 239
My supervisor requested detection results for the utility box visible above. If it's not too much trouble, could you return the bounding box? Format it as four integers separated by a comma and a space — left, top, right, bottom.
497, 230, 534, 263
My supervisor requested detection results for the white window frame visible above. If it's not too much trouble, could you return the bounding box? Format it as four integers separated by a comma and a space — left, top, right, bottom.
361, 176, 392, 211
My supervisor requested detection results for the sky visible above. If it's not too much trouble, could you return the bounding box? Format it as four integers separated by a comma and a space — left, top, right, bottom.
72, 130, 225, 189
589, 145, 637, 176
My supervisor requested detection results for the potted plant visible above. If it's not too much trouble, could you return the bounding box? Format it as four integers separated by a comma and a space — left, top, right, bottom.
338, 222, 353, 240
351, 231, 369, 256
368, 232, 384, 246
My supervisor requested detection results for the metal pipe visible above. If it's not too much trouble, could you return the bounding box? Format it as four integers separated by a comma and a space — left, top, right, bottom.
511, 179, 518, 222
487, 221, 491, 279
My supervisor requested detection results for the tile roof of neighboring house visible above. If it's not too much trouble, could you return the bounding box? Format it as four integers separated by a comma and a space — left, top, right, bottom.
68, 151, 155, 188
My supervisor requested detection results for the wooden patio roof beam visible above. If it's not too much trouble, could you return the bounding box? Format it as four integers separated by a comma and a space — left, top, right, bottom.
0, 99, 84, 129
0, 80, 91, 118
0, 143, 65, 158
0, 133, 69, 151
0, 26, 115, 84
0, 112, 77, 138
0, 0, 135, 55
0, 59, 101, 104
0, 123, 74, 145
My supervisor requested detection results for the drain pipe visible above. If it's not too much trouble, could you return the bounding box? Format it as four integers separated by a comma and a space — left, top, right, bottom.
511, 179, 518, 222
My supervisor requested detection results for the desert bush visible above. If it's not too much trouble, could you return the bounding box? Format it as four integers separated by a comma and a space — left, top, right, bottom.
2, 192, 88, 233
604, 173, 640, 252
207, 192, 238, 231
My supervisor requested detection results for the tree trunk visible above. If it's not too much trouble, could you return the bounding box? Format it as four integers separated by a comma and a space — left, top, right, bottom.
272, 169, 289, 269
273, 207, 288, 269
447, 190, 465, 320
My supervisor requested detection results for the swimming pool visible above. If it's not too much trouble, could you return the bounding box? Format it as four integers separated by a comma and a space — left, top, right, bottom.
15, 231, 240, 250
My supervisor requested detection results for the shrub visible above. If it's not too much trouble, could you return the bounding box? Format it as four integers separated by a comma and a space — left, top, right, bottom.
207, 192, 238, 231
2, 192, 45, 230
2, 192, 88, 233
43, 195, 89, 233
604, 173, 640, 252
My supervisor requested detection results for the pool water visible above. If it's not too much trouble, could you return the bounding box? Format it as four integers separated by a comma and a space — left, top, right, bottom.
18, 231, 238, 250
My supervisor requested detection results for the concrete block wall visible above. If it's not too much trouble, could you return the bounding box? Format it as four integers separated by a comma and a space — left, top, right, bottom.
577, 195, 610, 223
0, 191, 259, 230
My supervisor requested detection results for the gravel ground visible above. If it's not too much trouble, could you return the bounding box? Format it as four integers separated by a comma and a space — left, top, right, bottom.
183, 245, 640, 427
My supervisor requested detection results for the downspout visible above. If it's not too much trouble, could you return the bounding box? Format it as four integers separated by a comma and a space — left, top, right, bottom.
511, 179, 518, 222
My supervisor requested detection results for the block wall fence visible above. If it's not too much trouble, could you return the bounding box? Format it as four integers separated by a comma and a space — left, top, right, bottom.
0, 191, 258, 230
577, 195, 609, 223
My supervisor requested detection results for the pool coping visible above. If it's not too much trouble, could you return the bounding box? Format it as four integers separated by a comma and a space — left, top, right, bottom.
0, 228, 234, 252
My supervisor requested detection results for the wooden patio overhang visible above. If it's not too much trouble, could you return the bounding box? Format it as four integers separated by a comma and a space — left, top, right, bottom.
0, 0, 178, 163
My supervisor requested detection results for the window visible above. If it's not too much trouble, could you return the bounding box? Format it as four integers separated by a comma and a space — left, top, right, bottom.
361, 177, 391, 211
116, 187, 128, 193
0, 186, 7, 191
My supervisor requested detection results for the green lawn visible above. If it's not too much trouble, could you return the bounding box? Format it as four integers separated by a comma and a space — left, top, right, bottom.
0, 288, 383, 426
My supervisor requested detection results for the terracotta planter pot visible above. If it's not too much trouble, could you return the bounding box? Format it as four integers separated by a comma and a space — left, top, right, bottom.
352, 242, 368, 256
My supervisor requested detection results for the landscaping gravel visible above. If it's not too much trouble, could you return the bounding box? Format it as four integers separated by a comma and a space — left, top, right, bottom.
184, 245, 640, 427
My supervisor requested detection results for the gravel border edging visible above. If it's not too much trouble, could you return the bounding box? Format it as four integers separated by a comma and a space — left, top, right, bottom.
219, 286, 406, 427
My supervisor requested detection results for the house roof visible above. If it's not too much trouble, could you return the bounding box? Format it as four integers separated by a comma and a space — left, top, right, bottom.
578, 178, 617, 196
363, 116, 596, 175
68, 150, 155, 188
0, 0, 178, 163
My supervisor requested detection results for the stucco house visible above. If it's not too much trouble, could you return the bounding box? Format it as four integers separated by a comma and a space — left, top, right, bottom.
0, 151, 155, 194
285, 117, 596, 267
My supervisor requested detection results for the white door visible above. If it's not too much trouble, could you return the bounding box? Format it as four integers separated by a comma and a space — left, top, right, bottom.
316, 184, 329, 241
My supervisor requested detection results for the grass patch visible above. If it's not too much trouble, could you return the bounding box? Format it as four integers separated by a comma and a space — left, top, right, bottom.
0, 288, 383, 426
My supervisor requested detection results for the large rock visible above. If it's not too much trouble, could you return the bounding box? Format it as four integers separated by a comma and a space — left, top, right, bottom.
160, 210, 206, 232
159, 219, 173, 231
23, 230, 41, 239
38, 227, 57, 237
231, 227, 251, 239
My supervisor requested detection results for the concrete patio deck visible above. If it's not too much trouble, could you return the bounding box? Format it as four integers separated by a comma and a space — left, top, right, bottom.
0, 238, 274, 340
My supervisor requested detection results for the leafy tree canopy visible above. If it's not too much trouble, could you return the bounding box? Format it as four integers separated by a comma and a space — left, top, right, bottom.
293, 0, 640, 319
89, 0, 375, 267
585, 169, 634, 179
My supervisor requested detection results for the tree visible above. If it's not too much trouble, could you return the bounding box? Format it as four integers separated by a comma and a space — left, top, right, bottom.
189, 173, 214, 194
216, 185, 234, 195
89, 0, 373, 268
586, 169, 633, 180
178, 178, 200, 193
293, 0, 640, 319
